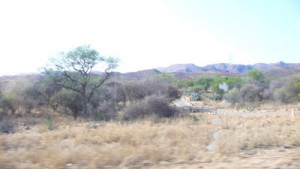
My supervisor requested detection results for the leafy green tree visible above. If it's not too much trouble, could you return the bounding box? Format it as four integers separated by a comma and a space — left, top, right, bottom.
225, 76, 243, 89
210, 76, 244, 100
195, 76, 213, 92
247, 69, 263, 81
44, 45, 118, 118
288, 76, 300, 101
211, 77, 225, 93
247, 69, 267, 87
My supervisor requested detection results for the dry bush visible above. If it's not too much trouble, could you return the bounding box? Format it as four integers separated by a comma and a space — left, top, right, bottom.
239, 84, 264, 105
0, 118, 16, 134
223, 88, 241, 104
125, 79, 181, 103
273, 87, 290, 104
0, 96, 17, 115
89, 81, 127, 120
0, 77, 45, 115
122, 95, 177, 120
21, 83, 46, 113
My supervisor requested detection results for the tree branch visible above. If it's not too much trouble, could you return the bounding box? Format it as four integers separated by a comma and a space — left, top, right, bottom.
63, 71, 78, 83
54, 81, 82, 94
87, 67, 112, 102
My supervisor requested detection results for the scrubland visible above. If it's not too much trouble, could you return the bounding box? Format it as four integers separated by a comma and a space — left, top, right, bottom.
0, 104, 299, 169
1, 45, 300, 169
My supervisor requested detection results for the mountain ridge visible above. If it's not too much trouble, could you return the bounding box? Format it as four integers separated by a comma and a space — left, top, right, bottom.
156, 62, 300, 75
1, 62, 300, 81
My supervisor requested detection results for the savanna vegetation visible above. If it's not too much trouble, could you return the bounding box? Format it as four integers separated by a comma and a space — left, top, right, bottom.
177, 69, 300, 106
0, 45, 299, 169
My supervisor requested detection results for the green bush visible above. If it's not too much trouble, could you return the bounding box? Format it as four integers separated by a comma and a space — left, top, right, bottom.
189, 93, 202, 101
210, 76, 244, 100
288, 76, 300, 101
247, 69, 268, 88
188, 86, 203, 93
209, 93, 223, 101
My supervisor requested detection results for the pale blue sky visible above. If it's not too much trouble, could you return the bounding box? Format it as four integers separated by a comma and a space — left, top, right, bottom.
0, 0, 299, 75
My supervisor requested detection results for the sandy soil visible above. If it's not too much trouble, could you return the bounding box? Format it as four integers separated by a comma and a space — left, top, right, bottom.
151, 148, 300, 169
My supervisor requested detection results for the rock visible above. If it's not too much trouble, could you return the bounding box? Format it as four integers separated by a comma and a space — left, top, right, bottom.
66, 163, 73, 167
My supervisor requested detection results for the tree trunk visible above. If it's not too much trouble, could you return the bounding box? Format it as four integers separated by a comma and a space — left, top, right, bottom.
82, 101, 88, 118
81, 84, 89, 118
73, 110, 78, 120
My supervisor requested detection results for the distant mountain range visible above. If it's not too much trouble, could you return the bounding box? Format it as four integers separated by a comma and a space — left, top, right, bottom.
1, 62, 300, 81
157, 62, 300, 75
116, 62, 300, 80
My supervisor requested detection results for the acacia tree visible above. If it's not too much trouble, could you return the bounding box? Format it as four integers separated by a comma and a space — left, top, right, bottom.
247, 69, 267, 87
44, 45, 118, 118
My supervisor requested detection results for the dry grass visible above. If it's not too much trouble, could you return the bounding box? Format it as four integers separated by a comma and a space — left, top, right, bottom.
0, 108, 299, 169
217, 114, 300, 154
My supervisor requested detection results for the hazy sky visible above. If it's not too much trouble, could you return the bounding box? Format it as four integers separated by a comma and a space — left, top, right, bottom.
0, 0, 299, 75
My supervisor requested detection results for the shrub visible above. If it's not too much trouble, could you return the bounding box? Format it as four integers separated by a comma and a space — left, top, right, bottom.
195, 76, 213, 92
239, 84, 263, 104
262, 76, 300, 104
125, 79, 181, 102
209, 93, 223, 101
89, 81, 127, 120
223, 88, 241, 104
21, 83, 46, 113
273, 88, 290, 104
52, 89, 82, 119
0, 96, 17, 114
262, 77, 287, 101
125, 82, 147, 102
122, 95, 177, 120
122, 101, 147, 120
164, 85, 182, 99
288, 76, 300, 101
189, 93, 202, 101
103, 81, 127, 105
0, 118, 16, 134
188, 86, 203, 93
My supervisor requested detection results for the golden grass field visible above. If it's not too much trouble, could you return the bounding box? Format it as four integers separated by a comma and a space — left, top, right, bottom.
0, 104, 300, 169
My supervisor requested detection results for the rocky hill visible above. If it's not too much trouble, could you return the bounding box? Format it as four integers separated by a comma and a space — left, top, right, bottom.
112, 69, 161, 80
156, 62, 300, 76
157, 63, 203, 73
